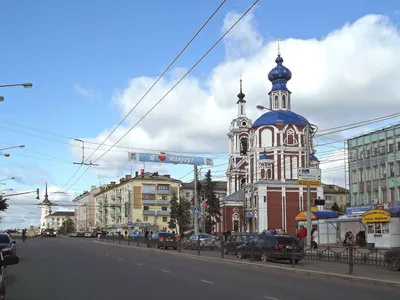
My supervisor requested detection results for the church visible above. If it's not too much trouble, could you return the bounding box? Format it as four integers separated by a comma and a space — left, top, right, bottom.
218, 48, 324, 235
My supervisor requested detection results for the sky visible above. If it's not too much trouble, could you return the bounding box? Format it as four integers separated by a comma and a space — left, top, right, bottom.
1, 0, 400, 229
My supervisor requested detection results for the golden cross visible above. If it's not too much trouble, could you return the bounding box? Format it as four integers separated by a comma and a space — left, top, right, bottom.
276, 37, 281, 56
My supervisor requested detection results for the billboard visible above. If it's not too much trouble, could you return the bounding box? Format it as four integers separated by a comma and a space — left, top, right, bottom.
128, 152, 213, 166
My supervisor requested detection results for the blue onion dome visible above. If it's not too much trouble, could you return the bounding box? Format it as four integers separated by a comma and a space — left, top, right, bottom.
268, 55, 292, 91
259, 152, 271, 160
253, 110, 309, 127
310, 155, 319, 162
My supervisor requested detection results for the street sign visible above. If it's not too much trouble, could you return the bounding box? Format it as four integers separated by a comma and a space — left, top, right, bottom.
154, 215, 158, 220
128, 222, 133, 227
193, 207, 200, 214
297, 168, 321, 186
128, 152, 213, 166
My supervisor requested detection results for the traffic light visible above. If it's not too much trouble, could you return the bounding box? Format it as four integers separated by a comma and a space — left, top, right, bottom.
36, 188, 40, 200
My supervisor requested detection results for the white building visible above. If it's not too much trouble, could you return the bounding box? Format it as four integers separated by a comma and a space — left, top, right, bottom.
44, 211, 75, 231
40, 182, 52, 229
73, 185, 100, 232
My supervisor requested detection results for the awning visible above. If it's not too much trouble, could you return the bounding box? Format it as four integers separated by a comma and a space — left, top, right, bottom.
295, 210, 339, 221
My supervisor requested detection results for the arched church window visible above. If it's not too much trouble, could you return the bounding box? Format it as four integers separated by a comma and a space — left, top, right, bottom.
240, 137, 248, 155
274, 95, 279, 109
282, 95, 286, 108
285, 129, 296, 146
261, 168, 266, 179
267, 168, 272, 180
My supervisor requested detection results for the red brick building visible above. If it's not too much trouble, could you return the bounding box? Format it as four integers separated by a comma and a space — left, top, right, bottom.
222, 52, 323, 234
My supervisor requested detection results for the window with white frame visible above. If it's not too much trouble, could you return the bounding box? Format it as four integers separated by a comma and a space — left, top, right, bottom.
367, 222, 389, 235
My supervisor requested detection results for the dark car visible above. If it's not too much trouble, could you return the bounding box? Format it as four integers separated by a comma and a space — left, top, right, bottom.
43, 229, 56, 237
0, 253, 20, 299
183, 234, 218, 250
236, 234, 304, 264
384, 248, 400, 271
224, 233, 256, 255
0, 234, 16, 257
147, 232, 178, 249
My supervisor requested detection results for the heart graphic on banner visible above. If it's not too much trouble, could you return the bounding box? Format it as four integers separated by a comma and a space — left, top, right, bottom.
158, 155, 167, 162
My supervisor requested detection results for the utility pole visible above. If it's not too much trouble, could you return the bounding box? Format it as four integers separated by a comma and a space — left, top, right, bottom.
194, 165, 199, 234
305, 124, 312, 247
128, 190, 132, 225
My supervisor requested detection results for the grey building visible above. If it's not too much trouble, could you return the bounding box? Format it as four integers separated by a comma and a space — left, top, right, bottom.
348, 124, 400, 206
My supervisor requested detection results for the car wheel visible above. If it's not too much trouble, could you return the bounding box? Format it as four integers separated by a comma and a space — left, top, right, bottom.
388, 255, 400, 271
237, 251, 244, 259
261, 253, 270, 262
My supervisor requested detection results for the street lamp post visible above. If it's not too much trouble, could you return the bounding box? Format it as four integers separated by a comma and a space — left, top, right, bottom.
0, 177, 15, 183
0, 83, 33, 102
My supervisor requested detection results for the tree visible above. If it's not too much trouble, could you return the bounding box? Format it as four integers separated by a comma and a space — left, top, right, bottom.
202, 170, 221, 234
331, 202, 341, 213
169, 193, 191, 233
0, 195, 9, 212
58, 218, 75, 234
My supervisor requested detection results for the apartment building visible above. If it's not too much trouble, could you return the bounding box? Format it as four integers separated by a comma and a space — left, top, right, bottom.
322, 184, 349, 210
348, 124, 400, 206
72, 185, 101, 231
94, 171, 181, 232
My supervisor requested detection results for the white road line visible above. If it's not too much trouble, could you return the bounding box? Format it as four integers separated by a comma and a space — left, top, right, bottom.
136, 263, 143, 266
200, 279, 214, 284
161, 269, 171, 273
117, 258, 124, 261
262, 296, 280, 300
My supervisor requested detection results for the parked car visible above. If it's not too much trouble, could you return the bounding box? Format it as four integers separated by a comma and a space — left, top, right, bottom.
223, 233, 256, 255
384, 248, 400, 271
147, 232, 178, 249
43, 229, 56, 237
0, 234, 16, 257
183, 234, 218, 250
0, 253, 19, 299
236, 234, 304, 264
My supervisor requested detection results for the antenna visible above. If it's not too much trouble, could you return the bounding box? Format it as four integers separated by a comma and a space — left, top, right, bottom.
73, 139, 99, 166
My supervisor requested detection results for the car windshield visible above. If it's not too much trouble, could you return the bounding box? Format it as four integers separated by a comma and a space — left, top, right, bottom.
0, 235, 10, 243
159, 233, 174, 237
276, 236, 300, 245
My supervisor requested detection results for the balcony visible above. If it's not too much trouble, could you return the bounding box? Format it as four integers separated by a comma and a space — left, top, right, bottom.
157, 210, 170, 216
142, 200, 157, 205
157, 200, 170, 205
157, 189, 170, 195
142, 210, 156, 215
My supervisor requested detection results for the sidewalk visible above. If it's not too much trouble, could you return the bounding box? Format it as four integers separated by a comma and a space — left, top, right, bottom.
95, 237, 400, 284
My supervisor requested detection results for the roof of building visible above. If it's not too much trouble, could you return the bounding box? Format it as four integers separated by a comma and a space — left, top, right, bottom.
224, 190, 244, 202
45, 211, 74, 218
322, 184, 349, 194
181, 180, 227, 192
253, 110, 309, 127
268, 55, 292, 92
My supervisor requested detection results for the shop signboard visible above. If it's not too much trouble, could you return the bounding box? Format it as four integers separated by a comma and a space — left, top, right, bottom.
346, 205, 373, 216
361, 209, 391, 223
128, 152, 213, 166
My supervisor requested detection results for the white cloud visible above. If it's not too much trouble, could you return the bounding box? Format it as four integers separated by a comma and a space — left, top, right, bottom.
71, 12, 400, 186
74, 84, 100, 100
0, 184, 77, 230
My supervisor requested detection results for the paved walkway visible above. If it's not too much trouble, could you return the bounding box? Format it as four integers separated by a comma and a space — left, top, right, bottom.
95, 237, 400, 284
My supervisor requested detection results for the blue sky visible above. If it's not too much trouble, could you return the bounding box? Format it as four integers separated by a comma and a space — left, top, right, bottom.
1, 0, 400, 228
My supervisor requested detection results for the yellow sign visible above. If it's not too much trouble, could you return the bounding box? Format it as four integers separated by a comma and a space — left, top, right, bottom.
361, 209, 391, 223
297, 180, 321, 186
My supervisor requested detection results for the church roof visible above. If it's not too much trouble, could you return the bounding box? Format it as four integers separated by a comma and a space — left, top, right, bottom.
253, 110, 309, 127
268, 55, 292, 92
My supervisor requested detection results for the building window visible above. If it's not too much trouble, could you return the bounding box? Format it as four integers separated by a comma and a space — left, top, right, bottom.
282, 95, 286, 108
162, 217, 168, 222
143, 216, 148, 221
389, 163, 395, 177
233, 220, 239, 231
285, 129, 295, 146
285, 156, 291, 179
157, 184, 170, 195
240, 137, 248, 155
274, 95, 279, 109
261, 129, 273, 147
143, 206, 149, 210
142, 184, 156, 194
185, 192, 190, 197
162, 207, 167, 211
240, 105, 243, 115
292, 157, 298, 179
261, 168, 266, 179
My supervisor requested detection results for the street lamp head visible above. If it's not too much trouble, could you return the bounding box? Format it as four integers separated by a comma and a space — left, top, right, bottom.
3, 154, 10, 158
22, 83, 33, 88
11, 177, 15, 180
0, 96, 4, 102
19, 145, 25, 148
256, 105, 267, 110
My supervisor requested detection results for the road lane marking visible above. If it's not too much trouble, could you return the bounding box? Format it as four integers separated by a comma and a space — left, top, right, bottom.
200, 279, 214, 284
161, 269, 171, 273
136, 263, 143, 266
117, 258, 124, 261
262, 296, 280, 300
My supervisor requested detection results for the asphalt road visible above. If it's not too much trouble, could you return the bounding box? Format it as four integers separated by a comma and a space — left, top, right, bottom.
5, 237, 400, 300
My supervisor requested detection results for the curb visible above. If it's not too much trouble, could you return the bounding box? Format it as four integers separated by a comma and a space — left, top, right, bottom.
93, 240, 400, 288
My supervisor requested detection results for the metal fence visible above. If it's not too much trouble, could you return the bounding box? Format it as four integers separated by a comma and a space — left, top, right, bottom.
96, 234, 394, 275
